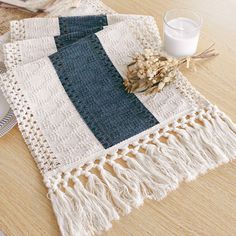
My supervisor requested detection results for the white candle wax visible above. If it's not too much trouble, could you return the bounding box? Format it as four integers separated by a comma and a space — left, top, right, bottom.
0, 90, 9, 121
164, 17, 200, 57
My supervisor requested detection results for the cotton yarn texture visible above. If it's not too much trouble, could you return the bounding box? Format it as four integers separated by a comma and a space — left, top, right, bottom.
1, 1, 236, 236
3, 14, 153, 69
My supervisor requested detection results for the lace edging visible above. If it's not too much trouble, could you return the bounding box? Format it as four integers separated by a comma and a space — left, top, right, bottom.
10, 20, 26, 42
0, 71, 60, 174
3, 42, 22, 69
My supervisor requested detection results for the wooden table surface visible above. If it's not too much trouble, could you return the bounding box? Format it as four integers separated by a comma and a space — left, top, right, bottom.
0, 0, 236, 235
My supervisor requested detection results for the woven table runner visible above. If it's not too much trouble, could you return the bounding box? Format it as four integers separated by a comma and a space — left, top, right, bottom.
3, 14, 155, 69
0, 1, 236, 236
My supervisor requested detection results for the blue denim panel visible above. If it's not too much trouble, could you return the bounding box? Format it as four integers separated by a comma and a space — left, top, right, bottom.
49, 34, 159, 149
54, 26, 103, 49
59, 15, 108, 35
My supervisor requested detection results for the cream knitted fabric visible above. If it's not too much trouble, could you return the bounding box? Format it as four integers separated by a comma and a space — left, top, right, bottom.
0, 2, 236, 236
10, 1, 115, 41
4, 14, 158, 69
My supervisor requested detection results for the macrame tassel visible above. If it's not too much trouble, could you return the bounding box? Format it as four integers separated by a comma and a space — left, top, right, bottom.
198, 119, 230, 164
146, 141, 196, 182
47, 111, 236, 236
124, 152, 177, 199
48, 176, 121, 236
98, 166, 132, 214
49, 190, 89, 236
212, 115, 236, 157
109, 161, 144, 207
122, 154, 169, 200
85, 173, 120, 221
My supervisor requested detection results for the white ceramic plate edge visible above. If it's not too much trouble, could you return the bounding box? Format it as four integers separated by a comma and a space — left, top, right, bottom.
0, 108, 17, 138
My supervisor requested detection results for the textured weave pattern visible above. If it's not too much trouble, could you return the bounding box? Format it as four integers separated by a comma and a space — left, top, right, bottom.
58, 15, 108, 34
3, 27, 104, 69
54, 26, 103, 49
50, 34, 159, 148
9, 1, 114, 41
3, 14, 162, 70
9, 14, 154, 41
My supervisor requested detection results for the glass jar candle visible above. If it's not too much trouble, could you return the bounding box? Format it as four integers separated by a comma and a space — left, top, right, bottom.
163, 9, 202, 57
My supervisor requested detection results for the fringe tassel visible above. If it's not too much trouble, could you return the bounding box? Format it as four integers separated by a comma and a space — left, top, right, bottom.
45, 108, 236, 236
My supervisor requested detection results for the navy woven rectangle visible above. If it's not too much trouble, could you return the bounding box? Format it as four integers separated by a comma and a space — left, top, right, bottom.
54, 27, 103, 50
58, 15, 108, 35
49, 34, 159, 148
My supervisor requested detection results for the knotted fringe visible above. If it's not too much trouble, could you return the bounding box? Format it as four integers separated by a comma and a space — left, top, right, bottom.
45, 106, 236, 236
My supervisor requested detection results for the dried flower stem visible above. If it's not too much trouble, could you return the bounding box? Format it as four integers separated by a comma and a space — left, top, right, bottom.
179, 44, 219, 65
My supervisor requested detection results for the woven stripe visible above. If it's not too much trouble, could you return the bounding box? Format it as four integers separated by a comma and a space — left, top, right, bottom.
54, 26, 103, 50
58, 15, 108, 35
49, 34, 159, 148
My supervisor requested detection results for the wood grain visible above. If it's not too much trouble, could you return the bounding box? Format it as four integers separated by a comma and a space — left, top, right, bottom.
0, 0, 236, 235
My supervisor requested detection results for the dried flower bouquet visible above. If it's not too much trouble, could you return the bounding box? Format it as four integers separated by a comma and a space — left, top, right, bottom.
124, 44, 219, 94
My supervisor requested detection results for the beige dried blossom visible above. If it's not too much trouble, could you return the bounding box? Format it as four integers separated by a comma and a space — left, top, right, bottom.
125, 44, 218, 95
